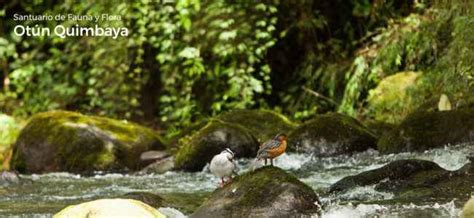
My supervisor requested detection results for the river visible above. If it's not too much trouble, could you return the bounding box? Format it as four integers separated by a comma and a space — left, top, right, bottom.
1, 143, 471, 217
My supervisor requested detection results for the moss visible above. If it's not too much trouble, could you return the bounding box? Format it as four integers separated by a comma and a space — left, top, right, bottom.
175, 120, 258, 171
216, 109, 297, 142
377, 109, 474, 153
228, 166, 315, 208
11, 110, 164, 173
164, 119, 209, 150
289, 113, 376, 155
366, 71, 422, 124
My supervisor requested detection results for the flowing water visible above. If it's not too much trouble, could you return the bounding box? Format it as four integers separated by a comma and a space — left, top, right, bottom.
1, 143, 472, 217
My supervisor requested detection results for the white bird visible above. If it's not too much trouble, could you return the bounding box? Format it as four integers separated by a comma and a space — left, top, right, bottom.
210, 148, 237, 187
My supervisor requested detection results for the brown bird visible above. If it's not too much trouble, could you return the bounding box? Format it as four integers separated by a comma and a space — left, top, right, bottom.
256, 133, 288, 166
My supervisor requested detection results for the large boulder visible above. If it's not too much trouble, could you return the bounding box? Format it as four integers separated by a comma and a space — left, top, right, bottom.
216, 109, 297, 142
54, 198, 165, 218
11, 111, 164, 173
377, 109, 474, 153
289, 113, 377, 156
175, 120, 259, 171
192, 166, 321, 217
366, 71, 422, 123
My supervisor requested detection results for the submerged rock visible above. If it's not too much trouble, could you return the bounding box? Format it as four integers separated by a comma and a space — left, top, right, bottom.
54, 198, 165, 218
289, 113, 377, 156
175, 120, 259, 171
377, 109, 474, 153
11, 111, 165, 173
192, 166, 321, 217
216, 109, 297, 142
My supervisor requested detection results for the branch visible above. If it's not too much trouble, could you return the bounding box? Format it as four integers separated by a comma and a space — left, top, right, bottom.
302, 86, 338, 106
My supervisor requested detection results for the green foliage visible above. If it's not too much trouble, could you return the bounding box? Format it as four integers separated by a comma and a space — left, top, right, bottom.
339, 2, 474, 120
1, 1, 278, 133
0, 114, 22, 170
158, 1, 277, 128
1, 0, 472, 133
0, 114, 21, 154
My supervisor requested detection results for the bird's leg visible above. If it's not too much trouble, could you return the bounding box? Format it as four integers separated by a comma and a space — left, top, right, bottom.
228, 176, 233, 184
220, 177, 225, 187
271, 158, 273, 166
264, 158, 267, 165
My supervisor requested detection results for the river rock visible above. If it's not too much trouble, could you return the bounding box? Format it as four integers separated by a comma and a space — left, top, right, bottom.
329, 159, 447, 193
216, 109, 297, 142
192, 166, 321, 217
364, 120, 395, 138
11, 110, 165, 173
377, 109, 474, 153
288, 113, 377, 156
333, 159, 474, 201
140, 150, 171, 167
462, 197, 474, 218
175, 120, 259, 171
54, 198, 165, 218
140, 156, 175, 174
0, 171, 20, 186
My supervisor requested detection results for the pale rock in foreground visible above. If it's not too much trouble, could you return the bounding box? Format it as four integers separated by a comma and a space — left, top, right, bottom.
463, 197, 474, 218
54, 198, 165, 218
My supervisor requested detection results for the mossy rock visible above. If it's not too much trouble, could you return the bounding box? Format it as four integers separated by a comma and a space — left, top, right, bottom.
192, 166, 321, 217
289, 113, 377, 156
11, 110, 164, 173
216, 109, 297, 142
175, 120, 259, 171
364, 120, 396, 139
366, 71, 422, 124
377, 109, 474, 153
54, 198, 165, 218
